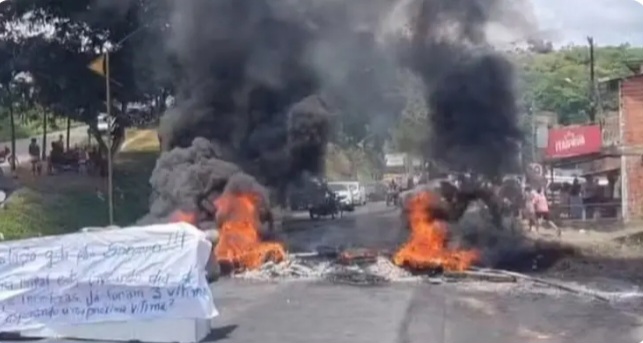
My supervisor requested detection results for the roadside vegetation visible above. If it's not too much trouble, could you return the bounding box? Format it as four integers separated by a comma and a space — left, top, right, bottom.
0, 129, 158, 239
325, 144, 381, 182
0, 111, 82, 142
0, 128, 369, 239
2, 1, 643, 242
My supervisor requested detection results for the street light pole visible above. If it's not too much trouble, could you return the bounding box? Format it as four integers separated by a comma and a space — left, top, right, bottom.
88, 24, 153, 225
104, 25, 150, 226
105, 50, 114, 225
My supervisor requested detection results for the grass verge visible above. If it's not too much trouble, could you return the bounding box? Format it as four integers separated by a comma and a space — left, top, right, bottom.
0, 130, 159, 240
0, 117, 83, 142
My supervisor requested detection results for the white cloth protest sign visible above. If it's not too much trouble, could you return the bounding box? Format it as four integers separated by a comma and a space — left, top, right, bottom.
0, 222, 218, 332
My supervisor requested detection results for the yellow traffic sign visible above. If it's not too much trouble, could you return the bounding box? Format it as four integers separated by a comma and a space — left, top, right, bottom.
88, 55, 106, 77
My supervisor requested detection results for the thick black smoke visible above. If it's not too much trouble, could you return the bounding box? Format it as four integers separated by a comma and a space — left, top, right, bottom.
141, 0, 535, 235
395, 0, 535, 267
145, 0, 326, 224
404, 0, 524, 178
144, 0, 402, 226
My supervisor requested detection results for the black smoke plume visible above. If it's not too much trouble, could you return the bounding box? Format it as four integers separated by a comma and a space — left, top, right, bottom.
404, 0, 523, 178
143, 0, 330, 225
393, 0, 551, 270
143, 0, 402, 227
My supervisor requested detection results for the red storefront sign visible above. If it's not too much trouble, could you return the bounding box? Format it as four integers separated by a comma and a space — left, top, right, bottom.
546, 125, 602, 159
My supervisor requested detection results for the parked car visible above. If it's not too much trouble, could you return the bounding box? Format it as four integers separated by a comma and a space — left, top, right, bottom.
328, 182, 355, 211
329, 181, 366, 206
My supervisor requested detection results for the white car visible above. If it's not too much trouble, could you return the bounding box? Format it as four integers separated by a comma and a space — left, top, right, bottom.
328, 182, 354, 210
344, 181, 367, 206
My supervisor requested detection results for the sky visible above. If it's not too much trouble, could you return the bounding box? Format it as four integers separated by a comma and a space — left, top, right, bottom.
533, 0, 643, 46
1, 0, 641, 46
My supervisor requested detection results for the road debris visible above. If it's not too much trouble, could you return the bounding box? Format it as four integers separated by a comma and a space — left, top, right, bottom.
228, 252, 643, 305
471, 267, 611, 302
324, 268, 389, 286
443, 270, 518, 283
231, 252, 522, 286
232, 259, 333, 281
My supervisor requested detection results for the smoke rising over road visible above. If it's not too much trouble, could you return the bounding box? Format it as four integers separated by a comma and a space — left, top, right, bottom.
403, 0, 528, 178
138, 0, 536, 235
143, 0, 404, 224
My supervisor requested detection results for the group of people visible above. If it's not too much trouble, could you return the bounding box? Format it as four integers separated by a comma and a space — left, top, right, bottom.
28, 135, 95, 176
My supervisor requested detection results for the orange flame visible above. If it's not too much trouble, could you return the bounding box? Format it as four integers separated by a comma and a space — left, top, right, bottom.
393, 192, 478, 272
214, 192, 286, 270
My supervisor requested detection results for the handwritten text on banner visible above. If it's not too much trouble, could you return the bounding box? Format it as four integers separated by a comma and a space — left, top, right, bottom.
0, 222, 217, 332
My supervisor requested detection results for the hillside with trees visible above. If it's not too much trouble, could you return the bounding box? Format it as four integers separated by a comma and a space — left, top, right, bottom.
1, 0, 643, 174
389, 44, 643, 160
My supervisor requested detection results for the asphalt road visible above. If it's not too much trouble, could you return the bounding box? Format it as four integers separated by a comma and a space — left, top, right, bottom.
0, 126, 89, 167
279, 202, 406, 252
208, 279, 642, 343
7, 202, 643, 343
203, 202, 642, 343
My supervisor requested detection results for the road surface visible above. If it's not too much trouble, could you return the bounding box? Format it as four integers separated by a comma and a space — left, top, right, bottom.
218, 203, 643, 343
207, 278, 642, 343
0, 126, 89, 167
280, 202, 406, 251
213, 202, 643, 343
8, 202, 643, 343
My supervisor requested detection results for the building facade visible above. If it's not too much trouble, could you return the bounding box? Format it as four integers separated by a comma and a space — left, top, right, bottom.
620, 74, 643, 220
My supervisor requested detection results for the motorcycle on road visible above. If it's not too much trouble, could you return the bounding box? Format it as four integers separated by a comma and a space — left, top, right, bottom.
309, 190, 342, 220
385, 189, 400, 207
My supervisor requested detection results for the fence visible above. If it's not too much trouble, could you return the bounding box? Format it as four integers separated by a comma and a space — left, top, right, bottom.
549, 201, 623, 231
551, 201, 621, 221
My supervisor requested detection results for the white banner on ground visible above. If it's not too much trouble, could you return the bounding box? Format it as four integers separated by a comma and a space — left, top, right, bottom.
0, 222, 218, 332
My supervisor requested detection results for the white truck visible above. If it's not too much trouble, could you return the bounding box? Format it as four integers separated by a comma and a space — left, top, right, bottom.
383, 153, 414, 186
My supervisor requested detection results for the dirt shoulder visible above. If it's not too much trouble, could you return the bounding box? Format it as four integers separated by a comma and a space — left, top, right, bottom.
531, 227, 643, 290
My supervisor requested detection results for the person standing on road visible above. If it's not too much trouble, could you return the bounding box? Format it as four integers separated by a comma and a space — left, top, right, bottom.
28, 138, 41, 176
56, 134, 65, 151
533, 188, 560, 237
388, 178, 397, 192
523, 186, 536, 231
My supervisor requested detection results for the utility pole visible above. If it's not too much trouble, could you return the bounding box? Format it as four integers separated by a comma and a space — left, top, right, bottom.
530, 99, 537, 162
88, 26, 150, 225
90, 51, 114, 225
105, 51, 114, 225
588, 36, 596, 123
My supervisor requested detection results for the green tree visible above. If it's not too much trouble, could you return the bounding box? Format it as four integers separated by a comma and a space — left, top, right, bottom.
0, 39, 29, 170
515, 44, 643, 125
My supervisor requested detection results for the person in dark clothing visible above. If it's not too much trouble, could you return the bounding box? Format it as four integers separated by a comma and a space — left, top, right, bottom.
388, 179, 397, 192
56, 134, 65, 151
49, 141, 63, 174
28, 138, 41, 175
570, 177, 582, 196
